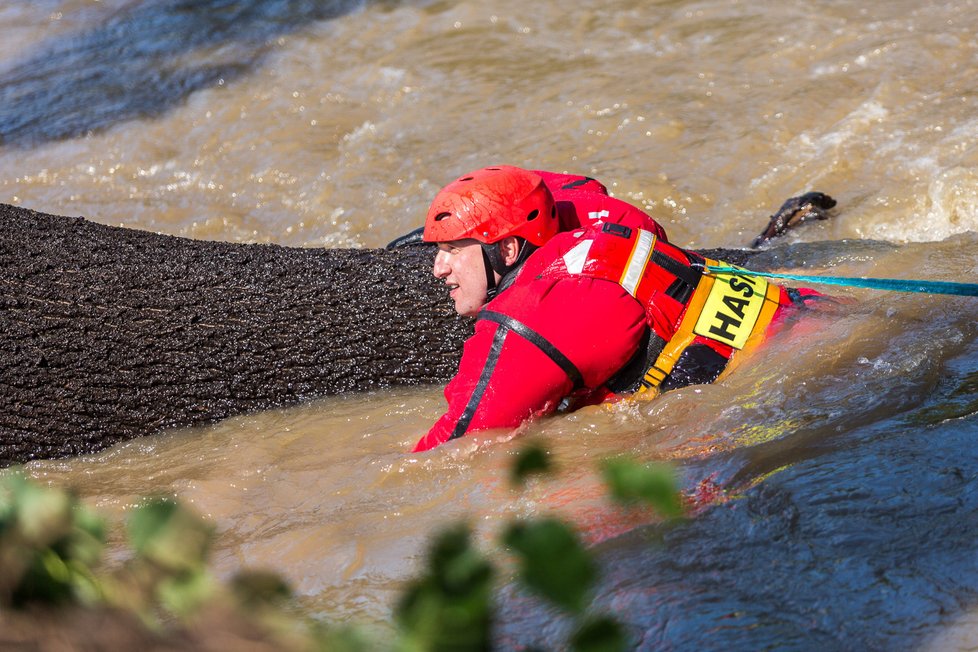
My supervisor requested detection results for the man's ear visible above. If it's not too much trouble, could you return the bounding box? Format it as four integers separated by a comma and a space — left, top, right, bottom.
498, 236, 522, 266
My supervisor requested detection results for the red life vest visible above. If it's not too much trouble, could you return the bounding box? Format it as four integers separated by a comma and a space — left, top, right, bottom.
522, 217, 792, 393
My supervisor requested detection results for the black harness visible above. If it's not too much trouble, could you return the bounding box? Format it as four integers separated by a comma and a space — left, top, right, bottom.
449, 309, 584, 441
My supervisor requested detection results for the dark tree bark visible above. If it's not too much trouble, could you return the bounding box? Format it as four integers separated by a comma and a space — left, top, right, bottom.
0, 195, 831, 466
0, 203, 470, 466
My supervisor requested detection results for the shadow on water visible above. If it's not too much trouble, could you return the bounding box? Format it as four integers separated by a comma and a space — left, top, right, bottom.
0, 0, 369, 148
498, 315, 978, 649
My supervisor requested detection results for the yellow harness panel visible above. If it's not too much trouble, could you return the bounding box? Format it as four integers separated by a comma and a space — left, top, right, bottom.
634, 258, 783, 396
692, 266, 769, 350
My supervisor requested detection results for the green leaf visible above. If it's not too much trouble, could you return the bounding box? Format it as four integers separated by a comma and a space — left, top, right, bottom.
12, 548, 75, 606
127, 498, 213, 573
65, 508, 106, 567
65, 559, 105, 606
0, 471, 23, 526
39, 548, 71, 583
14, 481, 73, 547
157, 569, 215, 617
0, 474, 107, 609
571, 615, 628, 652
510, 441, 553, 488
307, 621, 376, 652
503, 517, 596, 614
396, 524, 494, 652
230, 569, 292, 609
601, 457, 684, 518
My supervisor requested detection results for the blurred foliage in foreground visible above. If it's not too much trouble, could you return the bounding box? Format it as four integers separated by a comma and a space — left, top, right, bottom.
0, 444, 683, 651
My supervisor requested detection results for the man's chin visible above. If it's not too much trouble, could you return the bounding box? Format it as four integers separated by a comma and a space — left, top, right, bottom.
452, 294, 488, 318
455, 302, 483, 318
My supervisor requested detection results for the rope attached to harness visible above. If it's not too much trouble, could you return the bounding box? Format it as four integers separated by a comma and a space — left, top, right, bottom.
700, 265, 978, 297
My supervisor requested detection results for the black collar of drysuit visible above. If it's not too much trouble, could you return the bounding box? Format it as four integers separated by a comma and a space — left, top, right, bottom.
481, 240, 537, 301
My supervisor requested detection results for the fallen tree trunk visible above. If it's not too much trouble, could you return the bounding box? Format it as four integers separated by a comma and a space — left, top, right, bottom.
0, 203, 470, 466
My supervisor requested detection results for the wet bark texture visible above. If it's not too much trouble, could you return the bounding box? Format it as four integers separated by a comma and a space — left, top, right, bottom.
0, 203, 470, 466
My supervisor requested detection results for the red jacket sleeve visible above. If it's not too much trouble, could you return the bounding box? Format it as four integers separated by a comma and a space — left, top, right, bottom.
412, 316, 574, 452
413, 275, 647, 452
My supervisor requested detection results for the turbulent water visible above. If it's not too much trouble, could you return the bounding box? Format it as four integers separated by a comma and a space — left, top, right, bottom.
2, 0, 978, 648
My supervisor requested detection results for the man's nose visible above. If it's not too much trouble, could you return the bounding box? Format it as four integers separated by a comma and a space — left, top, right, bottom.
432, 250, 450, 278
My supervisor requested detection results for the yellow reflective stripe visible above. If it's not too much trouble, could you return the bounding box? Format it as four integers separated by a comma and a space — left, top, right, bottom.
619, 229, 656, 297
755, 282, 783, 342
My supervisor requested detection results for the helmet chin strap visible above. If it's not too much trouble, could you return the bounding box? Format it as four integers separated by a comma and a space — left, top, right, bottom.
481, 238, 538, 301
481, 246, 499, 300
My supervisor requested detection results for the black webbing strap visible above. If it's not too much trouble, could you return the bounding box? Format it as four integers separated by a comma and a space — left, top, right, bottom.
651, 249, 702, 288
478, 311, 585, 390
481, 246, 498, 300
451, 325, 507, 440
449, 310, 585, 441
651, 248, 702, 303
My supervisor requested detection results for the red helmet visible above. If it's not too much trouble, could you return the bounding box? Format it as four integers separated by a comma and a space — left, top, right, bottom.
423, 166, 558, 246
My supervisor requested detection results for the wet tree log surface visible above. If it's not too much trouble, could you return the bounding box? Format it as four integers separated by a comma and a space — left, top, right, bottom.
0, 203, 470, 466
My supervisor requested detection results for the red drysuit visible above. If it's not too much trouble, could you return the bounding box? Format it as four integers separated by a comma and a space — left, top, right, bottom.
412, 173, 800, 452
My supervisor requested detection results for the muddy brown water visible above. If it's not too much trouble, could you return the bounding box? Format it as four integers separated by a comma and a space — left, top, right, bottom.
2, 0, 978, 647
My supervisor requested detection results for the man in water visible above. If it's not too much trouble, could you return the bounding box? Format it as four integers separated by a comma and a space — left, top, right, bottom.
412, 166, 822, 452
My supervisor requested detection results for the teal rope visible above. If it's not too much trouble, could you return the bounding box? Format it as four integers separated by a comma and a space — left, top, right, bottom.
702, 265, 978, 297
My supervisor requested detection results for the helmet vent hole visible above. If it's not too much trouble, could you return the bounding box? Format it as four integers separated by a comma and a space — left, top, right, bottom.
459, 176, 474, 181
551, 206, 556, 218
433, 212, 452, 221
526, 209, 539, 221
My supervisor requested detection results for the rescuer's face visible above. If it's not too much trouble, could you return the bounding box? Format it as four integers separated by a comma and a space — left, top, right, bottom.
433, 239, 489, 317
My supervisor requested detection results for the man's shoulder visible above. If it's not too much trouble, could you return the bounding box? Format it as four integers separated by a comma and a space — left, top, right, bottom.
534, 170, 609, 196
513, 223, 626, 280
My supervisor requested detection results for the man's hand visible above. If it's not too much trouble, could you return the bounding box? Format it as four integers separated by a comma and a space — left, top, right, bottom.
752, 192, 837, 248
386, 226, 428, 249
